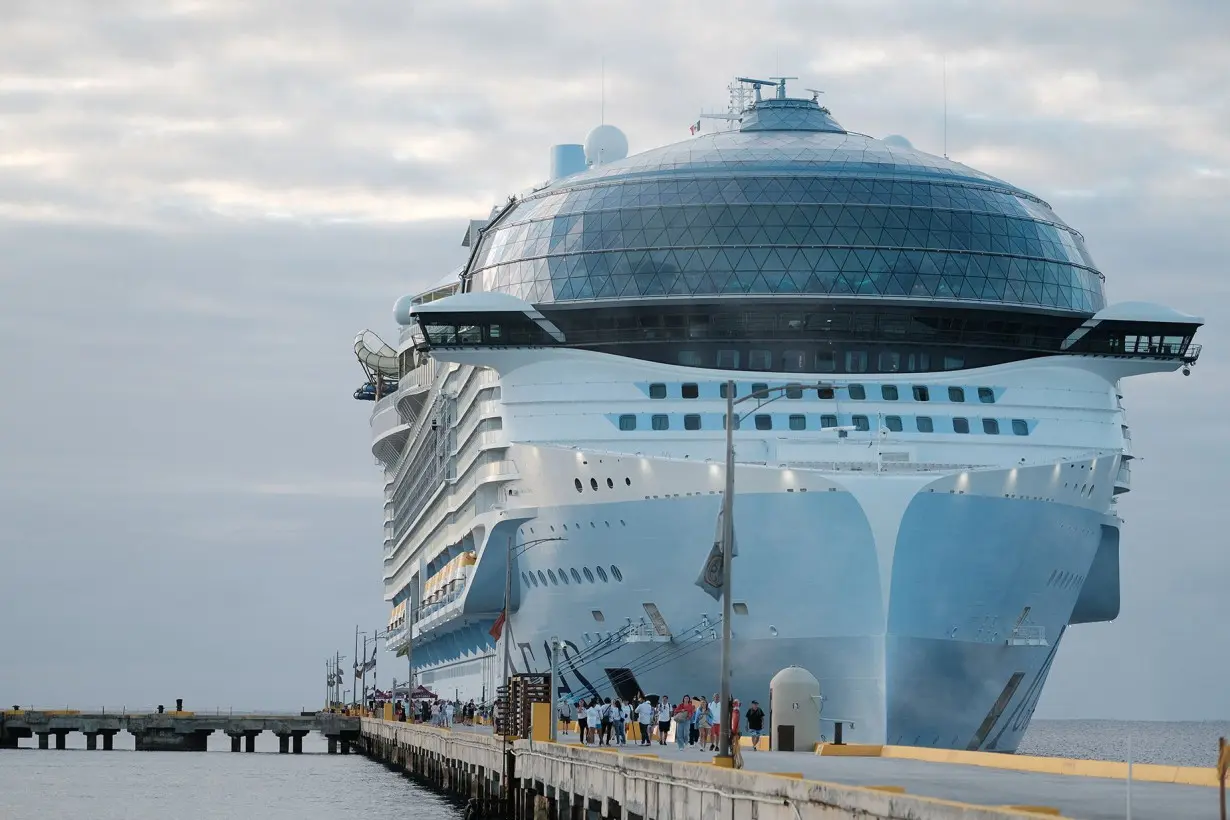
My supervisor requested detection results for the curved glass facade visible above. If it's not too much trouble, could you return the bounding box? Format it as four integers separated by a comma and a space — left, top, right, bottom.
469, 107, 1106, 314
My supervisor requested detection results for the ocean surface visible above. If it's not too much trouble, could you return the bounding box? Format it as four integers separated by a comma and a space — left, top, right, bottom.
1, 720, 1226, 819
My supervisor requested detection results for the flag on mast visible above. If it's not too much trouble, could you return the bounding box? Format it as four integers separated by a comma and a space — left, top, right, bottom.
689, 119, 701, 135
489, 610, 506, 641
695, 505, 737, 600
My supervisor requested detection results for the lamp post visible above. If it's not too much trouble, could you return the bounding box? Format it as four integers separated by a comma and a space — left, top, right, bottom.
715, 378, 851, 764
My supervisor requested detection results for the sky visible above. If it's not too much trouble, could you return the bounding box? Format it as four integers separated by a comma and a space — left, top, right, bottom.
0, 0, 1226, 719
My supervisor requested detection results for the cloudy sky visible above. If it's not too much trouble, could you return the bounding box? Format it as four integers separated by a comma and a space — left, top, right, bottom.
0, 0, 1225, 718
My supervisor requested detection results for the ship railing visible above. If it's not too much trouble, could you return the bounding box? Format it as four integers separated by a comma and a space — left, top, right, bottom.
1006, 625, 1048, 646
782, 460, 992, 473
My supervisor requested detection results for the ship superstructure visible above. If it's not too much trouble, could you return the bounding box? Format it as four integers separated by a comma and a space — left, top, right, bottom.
354, 78, 1202, 749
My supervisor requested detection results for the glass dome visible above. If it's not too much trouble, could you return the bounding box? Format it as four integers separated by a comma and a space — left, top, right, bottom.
468, 97, 1106, 314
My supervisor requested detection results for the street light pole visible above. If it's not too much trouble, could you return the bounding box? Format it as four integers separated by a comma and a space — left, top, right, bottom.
549, 636, 560, 742
717, 379, 736, 761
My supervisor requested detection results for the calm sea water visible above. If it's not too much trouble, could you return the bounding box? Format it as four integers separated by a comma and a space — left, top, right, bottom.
2, 720, 1226, 818
0, 731, 463, 820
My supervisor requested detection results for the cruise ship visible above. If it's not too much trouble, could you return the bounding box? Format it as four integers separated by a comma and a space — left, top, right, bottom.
354, 78, 1202, 751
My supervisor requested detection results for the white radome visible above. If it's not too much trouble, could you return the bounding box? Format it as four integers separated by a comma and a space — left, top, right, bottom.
584, 124, 629, 166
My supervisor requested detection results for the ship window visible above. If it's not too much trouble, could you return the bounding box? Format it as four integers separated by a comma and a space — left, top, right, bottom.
610, 565, 623, 582
782, 350, 807, 372
953, 417, 970, 434
625, 478, 631, 486
845, 350, 869, 373
852, 415, 870, 432
521, 572, 529, 586
749, 350, 773, 371
719, 382, 737, 399
590, 478, 599, 490
529, 572, 539, 587
716, 349, 740, 369
571, 568, 582, 584
943, 354, 966, 370
886, 415, 903, 432
682, 383, 699, 399
817, 386, 835, 400
878, 350, 901, 372
948, 386, 965, 402
848, 384, 866, 400
906, 352, 932, 372
574, 478, 583, 493
558, 568, 569, 584
583, 567, 595, 583
815, 349, 836, 372
1012, 419, 1029, 436
978, 387, 996, 404
684, 414, 701, 430
596, 566, 609, 582
751, 383, 769, 399
723, 414, 741, 431
784, 383, 803, 399
917, 416, 934, 433
618, 414, 637, 431
912, 385, 930, 401
754, 414, 772, 430
881, 384, 899, 401
789, 414, 806, 431
651, 414, 669, 431
677, 350, 703, 367
983, 418, 1000, 435
591, 610, 605, 622
821, 414, 838, 429
606, 478, 614, 488
547, 570, 558, 585
649, 383, 667, 399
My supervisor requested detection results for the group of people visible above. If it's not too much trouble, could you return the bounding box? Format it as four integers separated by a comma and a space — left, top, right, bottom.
559, 694, 765, 766
390, 698, 492, 727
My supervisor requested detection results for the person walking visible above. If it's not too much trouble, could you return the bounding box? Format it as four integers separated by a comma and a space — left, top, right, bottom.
619, 700, 631, 745
673, 699, 692, 750
559, 698, 572, 736
612, 699, 626, 746
600, 697, 614, 745
730, 698, 744, 769
576, 699, 589, 745
655, 698, 672, 746
745, 700, 765, 751
635, 697, 654, 746
696, 696, 712, 749
707, 694, 721, 751
585, 701, 601, 745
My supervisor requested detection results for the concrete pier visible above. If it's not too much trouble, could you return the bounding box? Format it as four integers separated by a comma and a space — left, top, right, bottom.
0, 710, 359, 752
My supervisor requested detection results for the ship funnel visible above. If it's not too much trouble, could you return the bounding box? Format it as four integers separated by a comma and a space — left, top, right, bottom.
549, 144, 586, 181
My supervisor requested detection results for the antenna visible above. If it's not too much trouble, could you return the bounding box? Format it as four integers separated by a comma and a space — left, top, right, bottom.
768, 76, 798, 99
942, 54, 948, 159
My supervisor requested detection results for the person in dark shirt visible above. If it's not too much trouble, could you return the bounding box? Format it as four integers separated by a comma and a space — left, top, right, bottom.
745, 700, 766, 750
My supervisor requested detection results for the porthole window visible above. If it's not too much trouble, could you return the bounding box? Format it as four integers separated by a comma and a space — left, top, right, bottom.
596, 566, 609, 582
719, 382, 737, 399
978, 387, 996, 404
820, 414, 838, 429
751, 382, 769, 399
948, 386, 965, 403
583, 567, 595, 583
788, 414, 806, 431
886, 415, 903, 432
618, 414, 637, 431
852, 415, 870, 432
1012, 419, 1029, 436
521, 572, 529, 586
881, 385, 899, 401
651, 414, 669, 431
625, 478, 631, 486
606, 478, 614, 488
817, 386, 835, 400
953, 417, 970, 434
848, 384, 866, 400
558, 568, 569, 584
547, 569, 558, 585
529, 572, 539, 587
590, 478, 599, 490
681, 383, 699, 399
537, 570, 547, 586
610, 565, 623, 582
754, 414, 772, 430
917, 416, 934, 433
784, 383, 803, 399
912, 385, 930, 401
574, 478, 583, 493
684, 414, 701, 430
983, 418, 1000, 435
649, 383, 666, 399
570, 568, 582, 584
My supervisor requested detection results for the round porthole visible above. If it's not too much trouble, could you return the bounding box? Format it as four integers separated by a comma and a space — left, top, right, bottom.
596, 566, 609, 582
583, 567, 595, 583
610, 565, 623, 582
521, 572, 529, 586
574, 478, 583, 492
769, 625, 778, 637
606, 478, 614, 488
558, 568, 568, 584
528, 573, 538, 587
548, 569, 558, 585
625, 477, 631, 486
590, 478, 599, 490
537, 570, 547, 586
570, 568, 582, 584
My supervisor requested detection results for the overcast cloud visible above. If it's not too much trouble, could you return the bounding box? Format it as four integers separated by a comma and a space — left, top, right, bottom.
0, 0, 1225, 718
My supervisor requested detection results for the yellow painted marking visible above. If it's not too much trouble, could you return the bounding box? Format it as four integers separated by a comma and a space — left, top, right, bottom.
866, 785, 906, 794
1003, 807, 1062, 816
771, 772, 803, 779
815, 743, 884, 757
710, 755, 735, 768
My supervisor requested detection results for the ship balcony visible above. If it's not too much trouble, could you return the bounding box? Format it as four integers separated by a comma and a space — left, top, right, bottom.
1006, 625, 1048, 647
412, 590, 471, 640
1113, 460, 1132, 495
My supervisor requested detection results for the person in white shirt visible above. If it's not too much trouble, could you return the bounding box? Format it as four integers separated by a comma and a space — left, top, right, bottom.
634, 698, 655, 746
655, 698, 672, 745
618, 701, 632, 745
708, 695, 721, 751
585, 703, 600, 745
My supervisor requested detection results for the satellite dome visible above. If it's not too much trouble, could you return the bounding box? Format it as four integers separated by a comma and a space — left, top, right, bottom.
584, 124, 628, 166
882, 134, 914, 150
